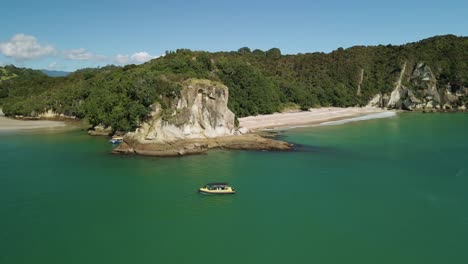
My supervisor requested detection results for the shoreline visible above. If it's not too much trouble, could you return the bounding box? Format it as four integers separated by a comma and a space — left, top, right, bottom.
113, 107, 397, 157
239, 107, 396, 131
0, 114, 68, 132
286, 111, 398, 129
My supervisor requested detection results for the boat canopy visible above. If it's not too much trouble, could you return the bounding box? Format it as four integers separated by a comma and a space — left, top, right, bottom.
206, 182, 229, 187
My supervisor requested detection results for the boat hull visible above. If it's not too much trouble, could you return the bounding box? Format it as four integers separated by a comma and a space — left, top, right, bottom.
199, 189, 236, 195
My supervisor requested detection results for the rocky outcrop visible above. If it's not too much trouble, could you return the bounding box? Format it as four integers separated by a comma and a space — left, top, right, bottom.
114, 134, 293, 157
386, 62, 408, 109
367, 62, 467, 111
116, 79, 291, 156
127, 79, 236, 142
88, 124, 112, 136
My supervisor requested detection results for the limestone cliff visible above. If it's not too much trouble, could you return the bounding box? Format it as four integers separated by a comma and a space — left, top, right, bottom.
367, 62, 468, 111
126, 79, 236, 143
115, 79, 291, 156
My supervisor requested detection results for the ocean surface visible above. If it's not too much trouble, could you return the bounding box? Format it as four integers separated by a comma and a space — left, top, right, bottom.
1, 113, 467, 264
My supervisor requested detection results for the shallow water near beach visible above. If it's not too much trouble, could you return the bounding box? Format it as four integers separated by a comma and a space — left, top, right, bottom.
1, 113, 468, 264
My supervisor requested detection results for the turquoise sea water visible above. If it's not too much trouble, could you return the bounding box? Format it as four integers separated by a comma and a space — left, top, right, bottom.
1, 113, 468, 264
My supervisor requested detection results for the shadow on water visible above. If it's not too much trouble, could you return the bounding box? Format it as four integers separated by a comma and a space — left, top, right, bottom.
262, 130, 339, 154
104, 129, 340, 164
291, 143, 337, 154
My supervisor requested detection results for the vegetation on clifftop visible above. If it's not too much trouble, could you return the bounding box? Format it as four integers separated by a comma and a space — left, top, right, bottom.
0, 35, 467, 132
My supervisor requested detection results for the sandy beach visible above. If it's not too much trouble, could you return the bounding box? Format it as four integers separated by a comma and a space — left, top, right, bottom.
239, 107, 395, 130
0, 110, 66, 131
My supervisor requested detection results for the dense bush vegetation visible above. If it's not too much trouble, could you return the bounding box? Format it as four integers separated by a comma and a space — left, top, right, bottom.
0, 35, 467, 132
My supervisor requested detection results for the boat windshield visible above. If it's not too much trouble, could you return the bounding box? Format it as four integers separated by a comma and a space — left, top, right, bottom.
205, 184, 229, 190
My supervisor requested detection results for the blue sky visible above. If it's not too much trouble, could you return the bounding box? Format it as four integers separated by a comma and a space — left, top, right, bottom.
0, 0, 466, 71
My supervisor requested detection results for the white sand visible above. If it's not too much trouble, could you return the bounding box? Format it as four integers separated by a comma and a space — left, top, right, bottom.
239, 107, 394, 130
0, 112, 66, 131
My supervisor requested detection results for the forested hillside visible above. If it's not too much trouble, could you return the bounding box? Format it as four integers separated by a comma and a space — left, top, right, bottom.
0, 34, 467, 132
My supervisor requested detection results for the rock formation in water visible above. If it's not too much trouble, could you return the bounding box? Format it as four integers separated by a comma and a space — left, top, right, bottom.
114, 79, 292, 156
128, 79, 236, 142
367, 62, 468, 111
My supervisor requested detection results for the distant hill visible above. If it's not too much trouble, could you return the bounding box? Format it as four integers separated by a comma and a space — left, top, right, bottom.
40, 69, 70, 77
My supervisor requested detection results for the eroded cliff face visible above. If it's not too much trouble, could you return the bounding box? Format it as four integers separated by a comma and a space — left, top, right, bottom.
115, 79, 291, 156
126, 79, 236, 143
367, 62, 467, 111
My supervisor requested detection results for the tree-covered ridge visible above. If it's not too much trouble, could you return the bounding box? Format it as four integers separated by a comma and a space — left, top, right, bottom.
0, 34, 467, 132
0, 65, 44, 82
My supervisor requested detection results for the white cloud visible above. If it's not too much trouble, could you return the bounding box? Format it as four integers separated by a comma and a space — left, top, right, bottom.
1, 34, 161, 68
47, 61, 59, 70
0, 34, 55, 60
131, 52, 156, 63
114, 52, 158, 65
115, 54, 130, 64
62, 48, 107, 61
63, 49, 157, 64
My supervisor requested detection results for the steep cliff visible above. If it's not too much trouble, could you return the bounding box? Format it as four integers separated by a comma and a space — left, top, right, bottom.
115, 79, 291, 156
367, 62, 468, 111
126, 79, 236, 142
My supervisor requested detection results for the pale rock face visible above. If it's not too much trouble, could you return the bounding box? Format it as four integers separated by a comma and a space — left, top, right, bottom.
444, 89, 459, 103
238, 127, 250, 135
412, 64, 440, 104
407, 89, 421, 104
382, 94, 390, 106
366, 94, 382, 108
386, 62, 407, 109
414, 103, 425, 110
38, 109, 59, 118
426, 101, 434, 109
411, 63, 437, 89
366, 62, 468, 111
387, 87, 404, 109
38, 109, 76, 119
234, 127, 250, 135
127, 79, 236, 143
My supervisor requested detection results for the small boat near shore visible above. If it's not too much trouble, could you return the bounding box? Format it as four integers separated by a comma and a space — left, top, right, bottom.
199, 183, 236, 194
109, 136, 123, 144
